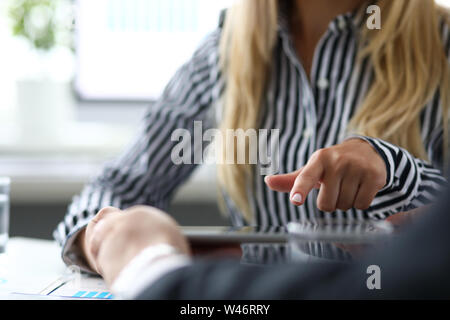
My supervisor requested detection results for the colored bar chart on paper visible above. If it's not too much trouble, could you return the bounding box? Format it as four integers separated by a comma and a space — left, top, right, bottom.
72, 291, 114, 299
48, 276, 115, 300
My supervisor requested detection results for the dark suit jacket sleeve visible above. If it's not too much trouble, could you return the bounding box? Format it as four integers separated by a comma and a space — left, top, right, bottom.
137, 187, 450, 300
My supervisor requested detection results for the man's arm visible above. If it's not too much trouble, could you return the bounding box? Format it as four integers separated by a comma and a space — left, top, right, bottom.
136, 187, 450, 300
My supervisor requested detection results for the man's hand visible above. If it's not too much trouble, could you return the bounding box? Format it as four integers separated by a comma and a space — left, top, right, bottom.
265, 139, 387, 212
86, 205, 190, 286
77, 206, 123, 273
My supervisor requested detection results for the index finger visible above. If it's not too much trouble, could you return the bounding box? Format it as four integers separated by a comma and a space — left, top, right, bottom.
264, 168, 303, 193
290, 160, 324, 205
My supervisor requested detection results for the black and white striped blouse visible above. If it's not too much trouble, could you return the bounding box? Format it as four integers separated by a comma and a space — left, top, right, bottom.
54, 8, 449, 267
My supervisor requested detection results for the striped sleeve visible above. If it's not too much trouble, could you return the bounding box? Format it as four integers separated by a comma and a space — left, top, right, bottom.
348, 18, 450, 217
53, 30, 222, 269
351, 135, 448, 216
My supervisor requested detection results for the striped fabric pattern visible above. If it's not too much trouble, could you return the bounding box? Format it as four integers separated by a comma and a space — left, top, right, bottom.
54, 8, 449, 266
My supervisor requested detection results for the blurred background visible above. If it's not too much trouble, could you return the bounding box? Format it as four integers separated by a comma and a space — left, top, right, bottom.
0, 0, 234, 240
1, 0, 449, 240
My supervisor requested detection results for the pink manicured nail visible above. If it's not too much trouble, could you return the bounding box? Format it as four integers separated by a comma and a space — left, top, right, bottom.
291, 193, 303, 204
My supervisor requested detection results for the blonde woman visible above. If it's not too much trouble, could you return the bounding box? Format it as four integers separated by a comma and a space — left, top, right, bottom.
55, 0, 449, 272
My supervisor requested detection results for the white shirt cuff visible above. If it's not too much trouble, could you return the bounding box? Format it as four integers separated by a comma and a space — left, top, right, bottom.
111, 244, 191, 299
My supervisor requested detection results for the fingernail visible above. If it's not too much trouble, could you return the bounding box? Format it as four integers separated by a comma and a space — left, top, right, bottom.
291, 193, 303, 204
264, 175, 272, 183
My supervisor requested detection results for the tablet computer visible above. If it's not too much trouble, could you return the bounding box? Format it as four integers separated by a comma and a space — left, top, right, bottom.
287, 219, 394, 243
181, 226, 289, 245
181, 219, 394, 245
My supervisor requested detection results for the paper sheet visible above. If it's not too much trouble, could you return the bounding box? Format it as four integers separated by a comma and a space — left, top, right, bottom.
45, 275, 115, 299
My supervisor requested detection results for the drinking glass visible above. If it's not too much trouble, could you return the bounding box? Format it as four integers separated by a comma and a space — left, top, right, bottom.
0, 177, 11, 254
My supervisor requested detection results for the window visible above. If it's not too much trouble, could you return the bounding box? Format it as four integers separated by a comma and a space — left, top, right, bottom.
436, 0, 450, 7
75, 0, 233, 101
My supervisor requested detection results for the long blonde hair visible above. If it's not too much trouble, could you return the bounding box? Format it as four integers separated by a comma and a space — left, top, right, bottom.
218, 0, 450, 222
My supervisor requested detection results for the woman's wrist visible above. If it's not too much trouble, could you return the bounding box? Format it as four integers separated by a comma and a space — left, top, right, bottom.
343, 135, 393, 191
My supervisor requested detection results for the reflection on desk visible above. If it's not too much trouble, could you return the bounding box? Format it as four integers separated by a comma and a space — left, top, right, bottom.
0, 235, 383, 300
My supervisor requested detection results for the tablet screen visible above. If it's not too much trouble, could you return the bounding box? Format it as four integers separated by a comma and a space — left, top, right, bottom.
182, 219, 394, 245
287, 219, 394, 243
181, 226, 289, 244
